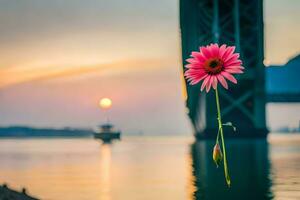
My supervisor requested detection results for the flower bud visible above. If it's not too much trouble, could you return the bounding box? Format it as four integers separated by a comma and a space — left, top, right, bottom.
213, 143, 223, 167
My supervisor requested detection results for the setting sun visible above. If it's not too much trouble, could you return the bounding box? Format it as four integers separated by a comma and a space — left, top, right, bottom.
99, 98, 112, 109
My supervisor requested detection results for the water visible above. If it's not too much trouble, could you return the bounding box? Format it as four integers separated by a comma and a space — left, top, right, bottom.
0, 135, 299, 200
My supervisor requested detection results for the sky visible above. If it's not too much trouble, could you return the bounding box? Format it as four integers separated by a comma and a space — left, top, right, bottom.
0, 0, 299, 134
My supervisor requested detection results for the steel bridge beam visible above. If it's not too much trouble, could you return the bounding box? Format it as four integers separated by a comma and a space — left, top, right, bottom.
180, 0, 268, 138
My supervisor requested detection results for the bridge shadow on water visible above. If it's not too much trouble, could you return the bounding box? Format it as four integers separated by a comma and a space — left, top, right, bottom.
191, 139, 273, 200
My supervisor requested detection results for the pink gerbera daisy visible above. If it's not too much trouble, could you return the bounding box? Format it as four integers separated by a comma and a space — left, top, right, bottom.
184, 43, 244, 92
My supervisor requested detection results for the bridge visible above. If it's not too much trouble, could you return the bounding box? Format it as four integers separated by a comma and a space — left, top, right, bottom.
266, 55, 300, 103
267, 94, 300, 103
180, 0, 279, 139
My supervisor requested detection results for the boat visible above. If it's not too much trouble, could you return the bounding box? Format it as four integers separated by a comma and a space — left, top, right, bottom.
94, 123, 121, 143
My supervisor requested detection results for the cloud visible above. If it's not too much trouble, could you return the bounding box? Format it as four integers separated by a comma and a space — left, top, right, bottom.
0, 58, 176, 89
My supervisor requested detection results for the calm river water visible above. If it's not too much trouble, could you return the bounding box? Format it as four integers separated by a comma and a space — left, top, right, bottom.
0, 134, 299, 200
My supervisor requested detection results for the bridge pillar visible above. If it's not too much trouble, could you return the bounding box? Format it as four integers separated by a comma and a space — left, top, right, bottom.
180, 0, 268, 139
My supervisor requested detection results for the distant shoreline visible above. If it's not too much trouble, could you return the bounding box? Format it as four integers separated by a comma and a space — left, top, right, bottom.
0, 126, 94, 138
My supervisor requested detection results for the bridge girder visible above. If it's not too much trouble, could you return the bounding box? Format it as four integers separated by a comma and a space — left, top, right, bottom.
180, 0, 268, 138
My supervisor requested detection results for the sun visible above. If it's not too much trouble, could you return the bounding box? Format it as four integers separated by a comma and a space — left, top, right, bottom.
99, 98, 112, 109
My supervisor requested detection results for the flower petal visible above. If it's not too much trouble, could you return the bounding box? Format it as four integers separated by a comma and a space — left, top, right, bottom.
189, 74, 208, 85
186, 58, 198, 64
221, 71, 237, 84
201, 76, 211, 91
219, 44, 227, 58
224, 53, 239, 63
206, 76, 214, 92
222, 46, 235, 61
217, 74, 228, 89
201, 46, 212, 59
212, 76, 218, 89
225, 68, 244, 74
185, 63, 204, 69
226, 65, 244, 70
191, 52, 206, 63
210, 44, 219, 57
225, 59, 242, 67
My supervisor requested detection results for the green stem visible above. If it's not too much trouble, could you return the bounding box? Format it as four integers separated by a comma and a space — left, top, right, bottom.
215, 126, 221, 145
215, 88, 231, 187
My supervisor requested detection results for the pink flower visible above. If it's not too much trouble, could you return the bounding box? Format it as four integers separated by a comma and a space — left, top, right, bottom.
184, 43, 244, 92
